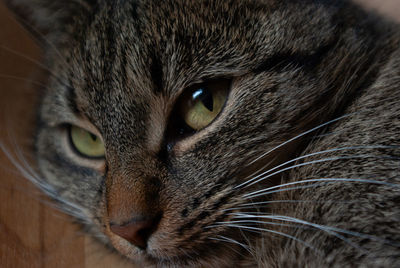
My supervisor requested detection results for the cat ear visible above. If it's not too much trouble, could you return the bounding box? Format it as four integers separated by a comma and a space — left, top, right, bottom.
4, 0, 94, 43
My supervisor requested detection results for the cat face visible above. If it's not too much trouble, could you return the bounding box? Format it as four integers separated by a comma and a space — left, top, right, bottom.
6, 0, 391, 266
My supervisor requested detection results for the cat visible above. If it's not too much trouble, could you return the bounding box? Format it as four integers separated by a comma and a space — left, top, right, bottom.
3, 0, 400, 267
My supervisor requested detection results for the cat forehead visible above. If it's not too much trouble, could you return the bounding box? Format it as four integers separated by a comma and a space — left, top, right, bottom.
64, 1, 269, 117
65, 0, 335, 99
69, 0, 270, 90
49, 0, 337, 142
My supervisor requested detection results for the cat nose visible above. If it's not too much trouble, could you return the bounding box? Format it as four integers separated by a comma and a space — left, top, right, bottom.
110, 214, 161, 249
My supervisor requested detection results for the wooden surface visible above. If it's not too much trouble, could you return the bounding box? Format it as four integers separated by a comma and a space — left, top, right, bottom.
0, 1, 398, 267
0, 3, 132, 268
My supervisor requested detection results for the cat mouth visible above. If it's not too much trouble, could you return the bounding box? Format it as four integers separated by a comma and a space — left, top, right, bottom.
106, 222, 247, 266
102, 179, 251, 265
142, 238, 243, 267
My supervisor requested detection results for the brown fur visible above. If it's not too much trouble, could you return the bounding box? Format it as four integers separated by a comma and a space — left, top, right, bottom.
4, 0, 400, 267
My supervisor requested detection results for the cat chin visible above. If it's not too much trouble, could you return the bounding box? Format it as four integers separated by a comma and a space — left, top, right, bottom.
107, 235, 194, 266
124, 247, 243, 268
105, 227, 245, 267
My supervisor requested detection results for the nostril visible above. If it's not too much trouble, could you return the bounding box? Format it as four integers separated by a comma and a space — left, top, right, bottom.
110, 214, 161, 249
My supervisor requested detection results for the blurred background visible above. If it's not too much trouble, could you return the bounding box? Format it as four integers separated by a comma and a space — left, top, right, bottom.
0, 1, 399, 267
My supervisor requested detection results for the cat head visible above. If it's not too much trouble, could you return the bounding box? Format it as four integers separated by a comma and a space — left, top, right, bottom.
5, 0, 382, 266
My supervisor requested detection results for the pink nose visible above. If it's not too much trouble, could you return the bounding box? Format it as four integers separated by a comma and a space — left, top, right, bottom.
110, 216, 160, 249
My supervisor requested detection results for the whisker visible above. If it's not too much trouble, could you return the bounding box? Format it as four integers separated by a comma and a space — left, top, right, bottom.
0, 139, 81, 216
224, 199, 354, 211
244, 183, 323, 199
4, 113, 94, 222
232, 213, 364, 252
0, 74, 49, 88
2, 5, 69, 68
217, 223, 321, 254
241, 154, 399, 192
8, 128, 41, 183
243, 177, 400, 199
233, 213, 400, 249
0, 176, 63, 212
0, 144, 73, 215
208, 235, 251, 253
236, 145, 399, 189
212, 220, 305, 229
245, 113, 355, 168
0, 141, 49, 192
0, 140, 90, 223
0, 45, 68, 86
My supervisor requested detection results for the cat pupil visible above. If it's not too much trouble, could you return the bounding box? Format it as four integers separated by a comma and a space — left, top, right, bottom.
90, 133, 97, 141
194, 87, 213, 111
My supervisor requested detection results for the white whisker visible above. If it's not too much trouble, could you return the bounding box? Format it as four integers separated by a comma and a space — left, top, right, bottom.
246, 114, 355, 167
8, 130, 41, 182
236, 145, 398, 189
241, 154, 397, 191
243, 177, 400, 199
224, 199, 353, 211
232, 213, 364, 252
209, 235, 251, 253
213, 220, 305, 229
232, 213, 400, 249
244, 183, 323, 199
218, 223, 321, 254
0, 140, 90, 223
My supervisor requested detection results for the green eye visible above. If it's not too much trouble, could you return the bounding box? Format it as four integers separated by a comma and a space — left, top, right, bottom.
69, 125, 105, 158
179, 79, 230, 131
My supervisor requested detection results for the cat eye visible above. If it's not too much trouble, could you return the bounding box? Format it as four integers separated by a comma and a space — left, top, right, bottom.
69, 125, 105, 158
177, 79, 230, 131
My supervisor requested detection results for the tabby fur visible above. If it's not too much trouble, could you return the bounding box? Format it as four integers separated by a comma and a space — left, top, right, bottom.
4, 0, 400, 267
